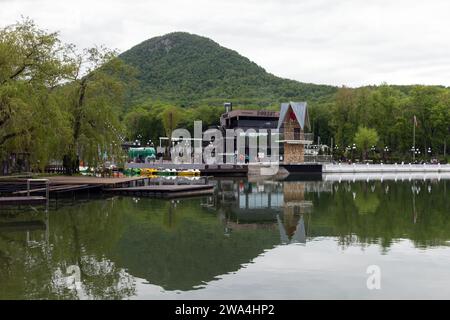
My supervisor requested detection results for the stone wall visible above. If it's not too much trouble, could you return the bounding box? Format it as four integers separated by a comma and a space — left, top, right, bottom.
284, 143, 304, 164
283, 119, 305, 164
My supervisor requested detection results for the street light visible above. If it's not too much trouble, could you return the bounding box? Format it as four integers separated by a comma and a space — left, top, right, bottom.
383, 146, 390, 163
411, 146, 417, 162
414, 149, 421, 162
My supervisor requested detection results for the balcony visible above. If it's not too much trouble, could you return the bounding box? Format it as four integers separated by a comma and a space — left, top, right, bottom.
278, 132, 314, 145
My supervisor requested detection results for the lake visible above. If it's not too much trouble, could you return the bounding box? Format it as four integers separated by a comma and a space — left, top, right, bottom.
1, 177, 449, 299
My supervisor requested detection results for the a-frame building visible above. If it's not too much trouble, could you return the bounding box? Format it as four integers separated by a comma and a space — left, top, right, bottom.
277, 102, 313, 164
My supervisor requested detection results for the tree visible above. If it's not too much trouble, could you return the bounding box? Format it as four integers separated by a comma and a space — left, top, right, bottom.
161, 106, 183, 137
429, 91, 450, 157
123, 106, 164, 144
331, 86, 358, 149
354, 126, 379, 160
0, 18, 73, 169
61, 46, 137, 173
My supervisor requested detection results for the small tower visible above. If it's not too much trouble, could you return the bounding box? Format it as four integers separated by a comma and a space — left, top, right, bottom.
277, 102, 312, 164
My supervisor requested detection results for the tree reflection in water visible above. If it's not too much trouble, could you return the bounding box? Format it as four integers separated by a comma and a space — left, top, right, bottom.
0, 178, 449, 298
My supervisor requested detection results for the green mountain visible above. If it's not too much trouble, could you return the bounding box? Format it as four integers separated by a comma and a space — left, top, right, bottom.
119, 32, 337, 108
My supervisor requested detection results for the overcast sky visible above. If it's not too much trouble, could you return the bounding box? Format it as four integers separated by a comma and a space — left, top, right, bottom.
2, 0, 450, 87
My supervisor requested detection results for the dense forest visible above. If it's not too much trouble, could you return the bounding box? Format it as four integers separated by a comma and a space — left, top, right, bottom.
119, 32, 337, 108
1, 20, 449, 173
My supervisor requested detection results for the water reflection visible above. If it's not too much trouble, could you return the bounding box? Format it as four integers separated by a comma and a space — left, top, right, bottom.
0, 178, 449, 299
213, 180, 318, 245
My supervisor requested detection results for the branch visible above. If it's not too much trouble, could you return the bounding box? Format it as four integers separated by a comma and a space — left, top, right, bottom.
1, 39, 46, 85
0, 113, 11, 128
8, 63, 33, 81
0, 129, 29, 146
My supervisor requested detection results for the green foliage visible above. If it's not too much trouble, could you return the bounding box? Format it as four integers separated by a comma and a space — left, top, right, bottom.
0, 18, 73, 169
321, 85, 450, 160
119, 32, 337, 108
354, 126, 379, 159
60, 46, 136, 171
0, 18, 137, 172
161, 106, 182, 137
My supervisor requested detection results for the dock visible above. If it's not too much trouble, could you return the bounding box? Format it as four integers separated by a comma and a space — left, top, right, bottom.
201, 164, 248, 176
0, 220, 46, 232
0, 196, 47, 206
0, 175, 215, 200
104, 184, 215, 198
0, 176, 148, 195
12, 184, 98, 195
125, 162, 248, 177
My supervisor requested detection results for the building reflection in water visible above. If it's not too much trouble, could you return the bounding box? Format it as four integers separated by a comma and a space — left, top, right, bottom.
211, 179, 332, 245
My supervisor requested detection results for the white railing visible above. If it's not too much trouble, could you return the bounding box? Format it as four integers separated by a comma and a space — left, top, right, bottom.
279, 132, 314, 144
323, 172, 450, 182
26, 179, 50, 210
324, 163, 450, 173
304, 155, 333, 163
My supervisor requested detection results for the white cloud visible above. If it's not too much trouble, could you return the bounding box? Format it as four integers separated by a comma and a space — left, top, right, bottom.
1, 0, 450, 87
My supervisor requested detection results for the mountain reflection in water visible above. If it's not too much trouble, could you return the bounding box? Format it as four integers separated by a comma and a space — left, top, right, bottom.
0, 178, 449, 299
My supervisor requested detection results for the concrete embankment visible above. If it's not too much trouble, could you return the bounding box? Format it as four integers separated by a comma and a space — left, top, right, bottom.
323, 163, 450, 173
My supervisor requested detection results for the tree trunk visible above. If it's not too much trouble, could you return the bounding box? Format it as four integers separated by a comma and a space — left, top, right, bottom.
63, 79, 87, 175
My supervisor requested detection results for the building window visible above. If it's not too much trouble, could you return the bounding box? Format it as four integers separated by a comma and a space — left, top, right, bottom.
294, 128, 301, 140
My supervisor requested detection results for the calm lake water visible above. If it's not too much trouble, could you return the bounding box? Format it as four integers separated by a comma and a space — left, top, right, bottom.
1, 177, 450, 299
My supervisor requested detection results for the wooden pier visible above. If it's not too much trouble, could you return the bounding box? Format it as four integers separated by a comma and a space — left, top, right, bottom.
104, 184, 214, 198
0, 176, 214, 200
0, 176, 147, 194
201, 165, 248, 176
0, 196, 47, 206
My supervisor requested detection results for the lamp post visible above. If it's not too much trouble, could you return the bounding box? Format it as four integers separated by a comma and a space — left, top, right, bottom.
411, 146, 416, 163
346, 145, 351, 162
352, 143, 356, 162
370, 145, 376, 161
334, 145, 339, 161
384, 146, 389, 163
413, 148, 421, 162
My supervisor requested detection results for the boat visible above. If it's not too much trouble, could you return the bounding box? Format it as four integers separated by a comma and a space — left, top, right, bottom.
124, 168, 141, 176
178, 169, 201, 176
141, 168, 158, 176
156, 168, 177, 176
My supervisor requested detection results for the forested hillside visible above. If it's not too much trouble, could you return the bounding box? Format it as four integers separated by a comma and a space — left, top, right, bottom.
119, 32, 337, 108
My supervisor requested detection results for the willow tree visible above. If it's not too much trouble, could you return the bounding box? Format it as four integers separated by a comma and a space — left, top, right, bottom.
161, 106, 182, 137
0, 18, 73, 170
61, 47, 136, 173
354, 126, 379, 160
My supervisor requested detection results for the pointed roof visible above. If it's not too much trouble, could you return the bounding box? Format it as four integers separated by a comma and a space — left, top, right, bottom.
277, 101, 310, 130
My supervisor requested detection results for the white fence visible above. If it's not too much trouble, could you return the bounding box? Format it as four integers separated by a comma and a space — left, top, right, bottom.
324, 163, 450, 173
323, 172, 450, 182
